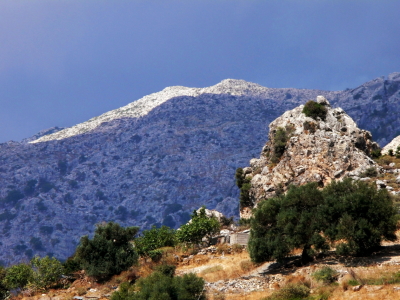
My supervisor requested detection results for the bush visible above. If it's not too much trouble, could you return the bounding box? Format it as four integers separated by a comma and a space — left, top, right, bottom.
396, 146, 400, 159
272, 127, 289, 161
235, 168, 244, 189
388, 149, 394, 156
3, 263, 33, 290
148, 250, 163, 262
235, 168, 253, 208
135, 226, 177, 257
0, 266, 10, 300
312, 267, 338, 284
371, 148, 382, 158
239, 178, 252, 208
263, 283, 310, 300
154, 264, 176, 278
216, 244, 229, 255
302, 100, 328, 121
62, 256, 81, 276
176, 207, 220, 245
231, 243, 243, 253
111, 271, 205, 300
321, 179, 397, 256
240, 260, 254, 272
37, 178, 55, 193
75, 222, 139, 280
4, 189, 24, 205
359, 167, 378, 178
30, 237, 44, 251
30, 256, 64, 290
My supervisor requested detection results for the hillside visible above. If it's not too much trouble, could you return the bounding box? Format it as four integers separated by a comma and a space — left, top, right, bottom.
0, 73, 400, 265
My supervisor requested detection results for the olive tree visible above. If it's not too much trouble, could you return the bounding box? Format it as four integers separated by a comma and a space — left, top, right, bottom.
248, 182, 328, 264
75, 222, 139, 280
249, 179, 397, 264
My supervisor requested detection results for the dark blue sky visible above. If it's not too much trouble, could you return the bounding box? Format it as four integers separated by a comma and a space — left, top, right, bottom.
1, 0, 399, 142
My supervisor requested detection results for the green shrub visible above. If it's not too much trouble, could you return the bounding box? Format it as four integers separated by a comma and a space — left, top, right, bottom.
272, 127, 289, 161
263, 283, 310, 300
359, 167, 378, 178
111, 271, 205, 300
396, 146, 400, 159
371, 148, 382, 158
238, 218, 252, 227
302, 100, 327, 121
312, 267, 338, 284
75, 222, 139, 280
176, 207, 220, 245
347, 279, 360, 286
235, 168, 244, 189
62, 256, 81, 276
3, 263, 33, 290
154, 264, 176, 278
135, 225, 177, 257
235, 168, 253, 208
239, 178, 252, 208
388, 149, 394, 156
30, 256, 64, 290
148, 250, 163, 262
0, 266, 10, 300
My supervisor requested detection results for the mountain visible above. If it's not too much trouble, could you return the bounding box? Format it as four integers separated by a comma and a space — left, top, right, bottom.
0, 73, 399, 265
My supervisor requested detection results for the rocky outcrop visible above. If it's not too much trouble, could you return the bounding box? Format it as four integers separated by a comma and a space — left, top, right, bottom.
239, 96, 381, 217
382, 135, 400, 155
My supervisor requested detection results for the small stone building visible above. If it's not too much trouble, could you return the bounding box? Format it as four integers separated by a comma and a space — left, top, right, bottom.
229, 230, 250, 246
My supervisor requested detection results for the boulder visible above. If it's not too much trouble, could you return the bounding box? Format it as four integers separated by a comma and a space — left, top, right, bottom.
239, 96, 381, 218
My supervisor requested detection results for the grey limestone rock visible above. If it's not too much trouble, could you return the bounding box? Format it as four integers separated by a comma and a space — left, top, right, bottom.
239, 95, 382, 217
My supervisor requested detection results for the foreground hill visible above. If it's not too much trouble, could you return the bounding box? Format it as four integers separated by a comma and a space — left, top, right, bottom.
0, 73, 400, 264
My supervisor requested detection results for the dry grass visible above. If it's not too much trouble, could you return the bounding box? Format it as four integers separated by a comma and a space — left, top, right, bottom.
329, 285, 400, 300
200, 265, 223, 275
177, 251, 258, 282
208, 290, 272, 300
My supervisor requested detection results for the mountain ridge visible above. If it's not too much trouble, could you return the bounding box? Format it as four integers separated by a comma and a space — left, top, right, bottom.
0, 73, 399, 265
29, 79, 336, 143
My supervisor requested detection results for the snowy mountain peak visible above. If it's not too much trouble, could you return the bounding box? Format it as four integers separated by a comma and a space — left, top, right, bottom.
29, 79, 263, 143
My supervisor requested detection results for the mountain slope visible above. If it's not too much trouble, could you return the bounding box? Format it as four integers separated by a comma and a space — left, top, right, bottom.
0, 74, 399, 265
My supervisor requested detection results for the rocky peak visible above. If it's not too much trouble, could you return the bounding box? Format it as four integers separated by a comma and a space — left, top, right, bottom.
240, 96, 380, 218
382, 135, 400, 155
